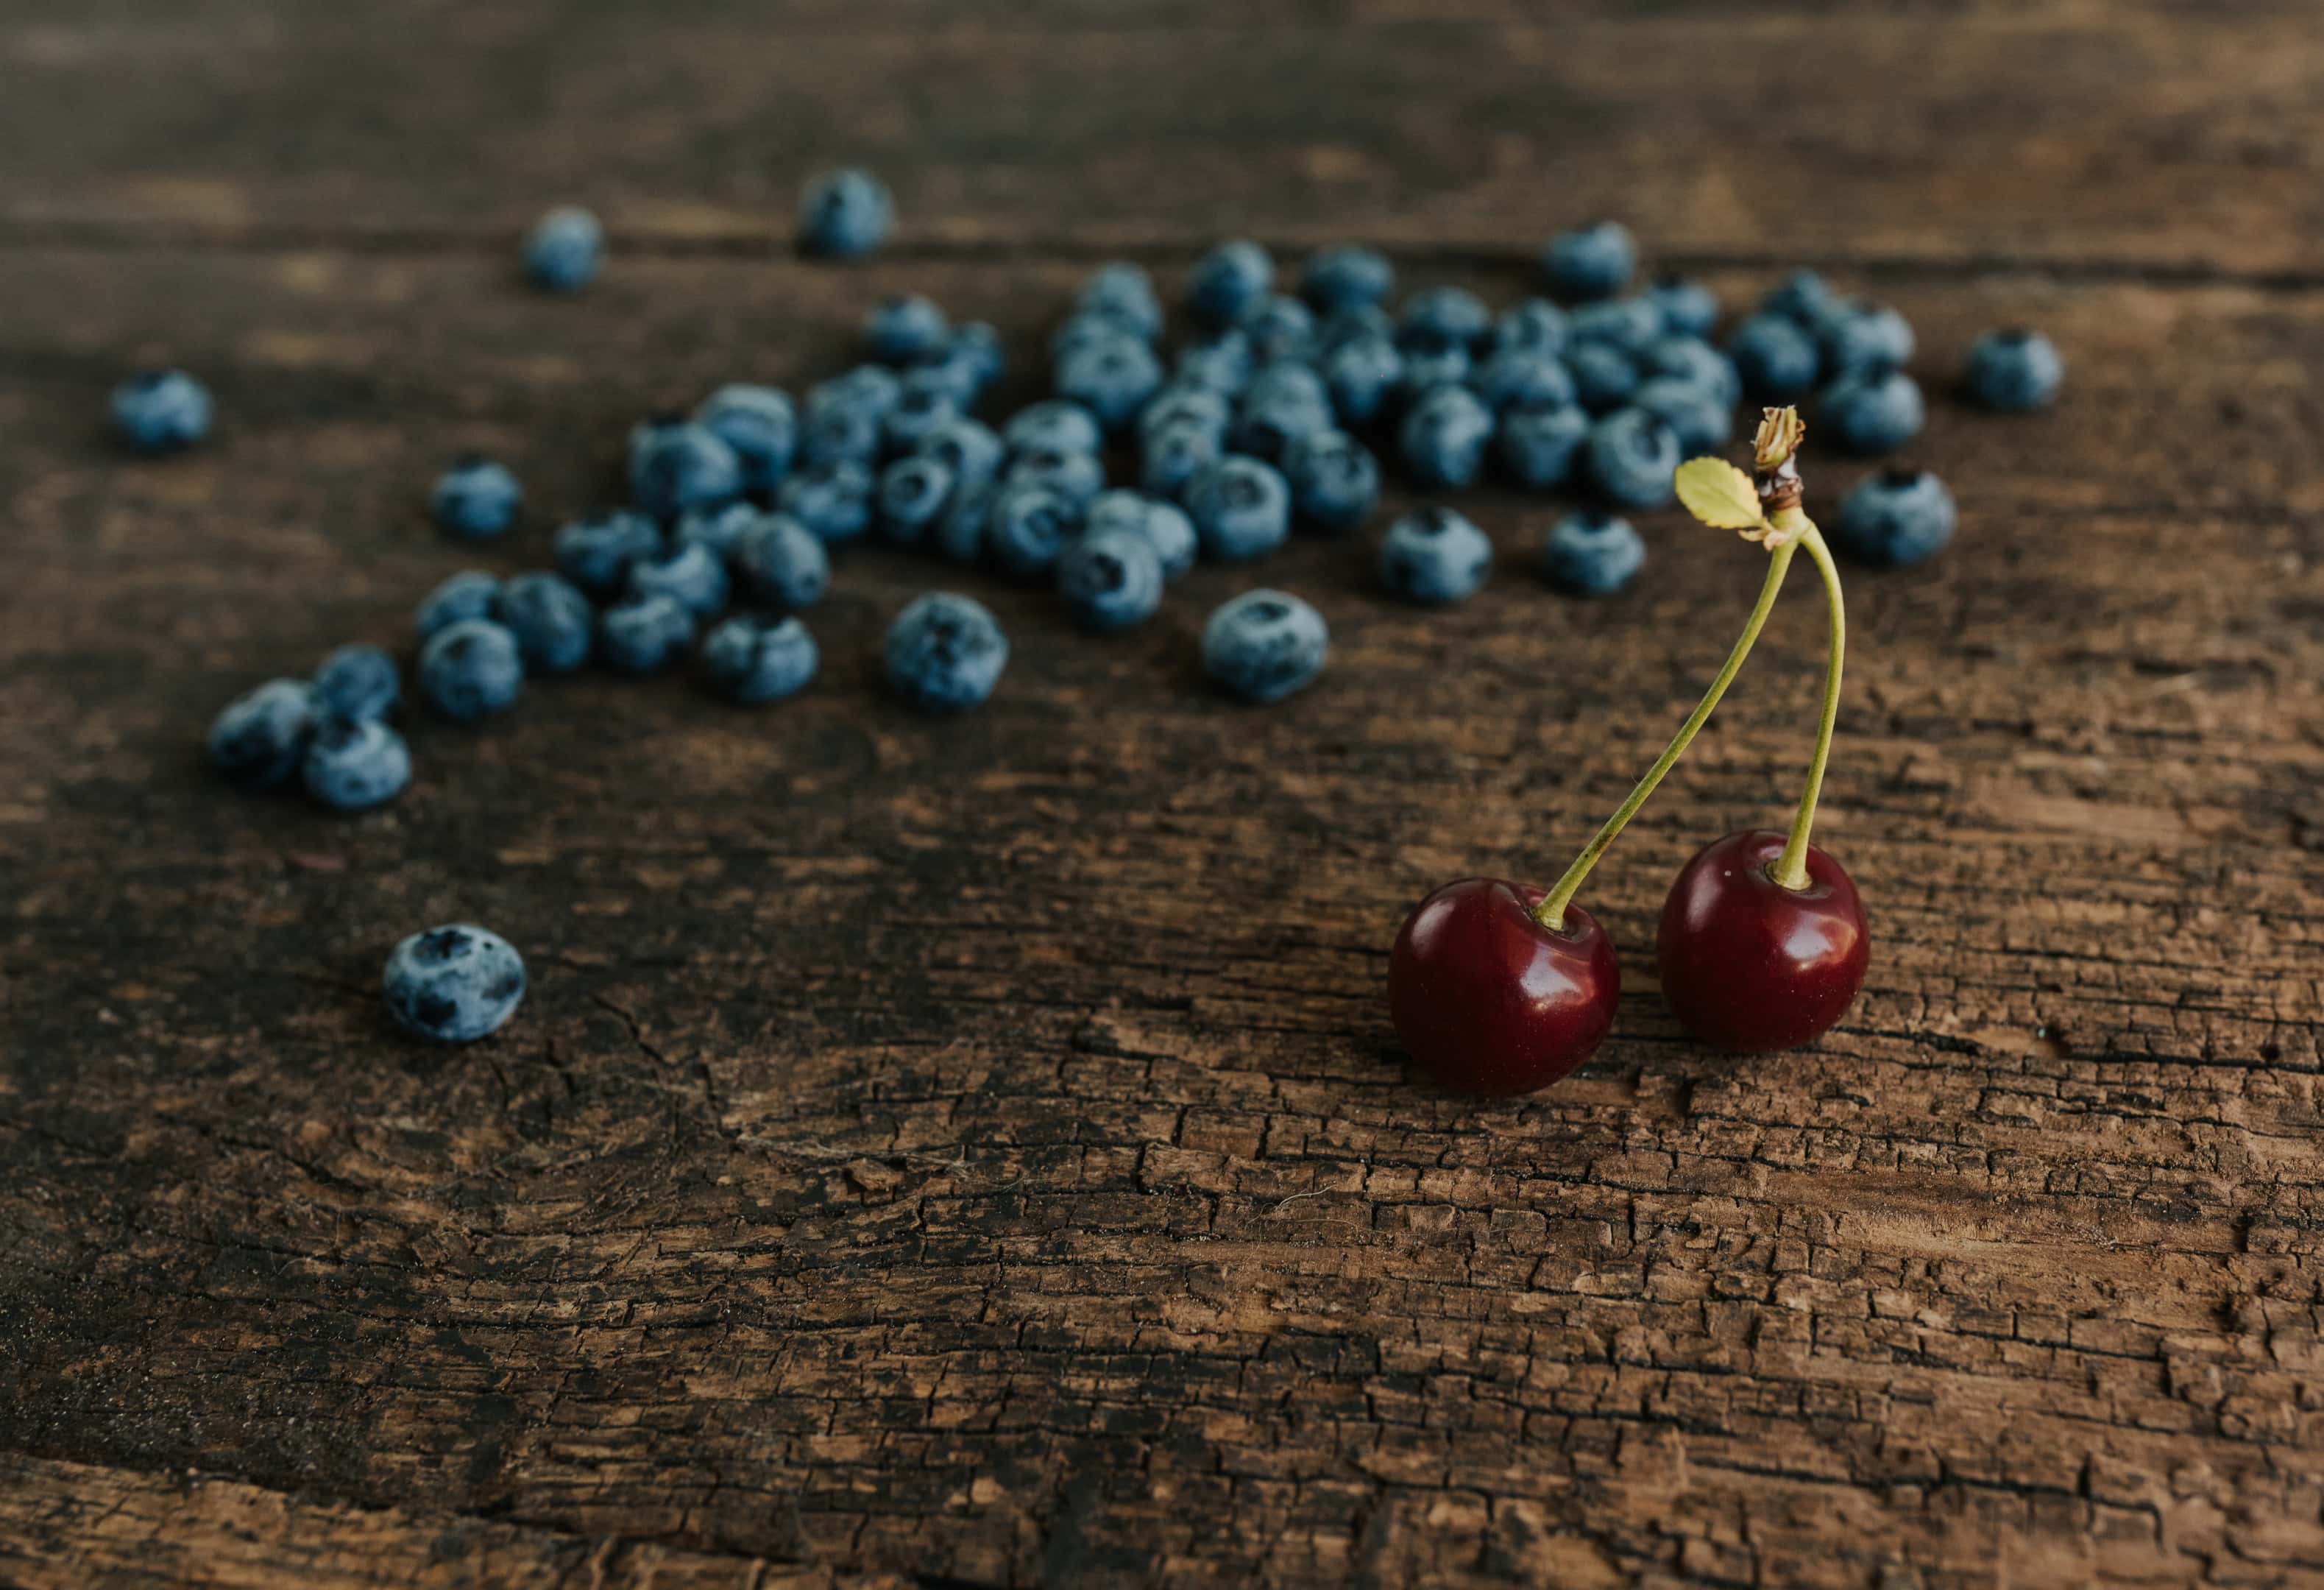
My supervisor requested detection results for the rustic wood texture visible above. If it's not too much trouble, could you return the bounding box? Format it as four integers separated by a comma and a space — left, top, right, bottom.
4, 4, 2324, 1586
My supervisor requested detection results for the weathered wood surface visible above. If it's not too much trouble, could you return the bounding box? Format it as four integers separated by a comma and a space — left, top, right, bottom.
4, 4, 2324, 1586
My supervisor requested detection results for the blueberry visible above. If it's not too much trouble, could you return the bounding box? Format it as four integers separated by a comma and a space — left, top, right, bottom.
525, 206, 602, 292
495, 572, 595, 674
1406, 344, 1475, 398
419, 618, 524, 721
864, 294, 949, 364
695, 384, 798, 493
1563, 341, 1640, 414
1077, 263, 1164, 342
1760, 269, 1843, 332
1184, 456, 1291, 562
416, 570, 503, 640
1057, 528, 1165, 633
915, 416, 1006, 492
1835, 466, 1957, 567
1139, 417, 1222, 500
1138, 385, 1231, 442
1632, 376, 1733, 454
1380, 507, 1492, 606
1493, 300, 1570, 358
431, 455, 522, 540
798, 168, 893, 259
383, 925, 525, 1045
628, 417, 743, 519
938, 321, 1005, 399
1822, 300, 1916, 376
1648, 275, 1721, 339
1005, 400, 1103, 457
111, 370, 211, 453
672, 499, 758, 561
1643, 336, 1741, 406
1586, 408, 1682, 509
731, 512, 832, 607
1229, 386, 1333, 465
1243, 359, 1331, 414
1544, 221, 1636, 301
1966, 328, 2063, 411
985, 482, 1078, 580
208, 679, 316, 791
312, 643, 399, 724
882, 372, 961, 453
1497, 401, 1593, 490
1188, 240, 1273, 330
1056, 334, 1164, 434
933, 486, 996, 566
1002, 445, 1105, 512
798, 398, 884, 469
776, 459, 876, 542
554, 509, 661, 597
1281, 428, 1381, 534
1398, 383, 1495, 490
626, 542, 730, 618
811, 364, 904, 425
701, 615, 819, 704
1175, 330, 1255, 397
1085, 490, 1197, 580
1203, 590, 1327, 704
1821, 367, 1925, 454
886, 593, 1008, 713
877, 454, 957, 545
1318, 304, 1396, 352
1398, 286, 1491, 351
1302, 247, 1394, 314
1726, 313, 1822, 402
1320, 332, 1404, 425
1569, 296, 1665, 358
598, 594, 696, 674
1475, 346, 1578, 412
302, 718, 412, 813
1240, 294, 1317, 366
1541, 512, 1645, 595
1052, 310, 1143, 364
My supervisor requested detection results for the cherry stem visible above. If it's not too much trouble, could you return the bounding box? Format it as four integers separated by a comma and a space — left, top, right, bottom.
1534, 538, 1799, 933
1773, 521, 1845, 890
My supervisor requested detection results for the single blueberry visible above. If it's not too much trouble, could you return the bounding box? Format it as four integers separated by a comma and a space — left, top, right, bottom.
1318, 304, 1395, 353
1398, 383, 1496, 490
810, 364, 904, 425
1240, 294, 1318, 366
878, 455, 957, 545
1203, 589, 1328, 704
1058, 528, 1166, 633
1542, 512, 1646, 596
495, 572, 595, 674
882, 372, 961, 454
1188, 240, 1274, 330
1544, 221, 1637, 301
1586, 408, 1682, 509
1175, 330, 1255, 398
1184, 456, 1292, 562
776, 459, 876, 542
553, 510, 661, 597
1379, 507, 1493, 607
1320, 332, 1404, 426
1822, 300, 1916, 377
1475, 346, 1578, 412
1564, 341, 1641, 413
419, 618, 524, 721
1139, 416, 1222, 500
598, 594, 696, 674
1281, 428, 1381, 534
1632, 376, 1733, 454
1760, 269, 1844, 333
1648, 275, 1721, 339
937, 321, 1005, 400
885, 593, 1008, 713
915, 416, 1006, 492
798, 168, 893, 259
1398, 342, 1471, 394
1643, 336, 1741, 406
987, 482, 1081, 580
1005, 400, 1103, 457
1493, 300, 1570, 358
701, 615, 819, 704
1302, 246, 1395, 315
1568, 295, 1665, 358
525, 207, 602, 292
1138, 385, 1231, 442
731, 512, 832, 607
1229, 386, 1334, 465
1835, 466, 1958, 567
1727, 313, 1823, 402
383, 924, 525, 1045
1052, 310, 1145, 364
628, 417, 743, 519
208, 679, 316, 791
1966, 328, 2064, 411
302, 718, 412, 813
1077, 263, 1164, 342
1398, 286, 1492, 352
1056, 333, 1164, 434
933, 485, 996, 565
312, 643, 399, 724
1497, 402, 1593, 490
1085, 490, 1197, 580
1242, 360, 1331, 414
1822, 367, 1926, 454
1002, 445, 1105, 512
798, 399, 884, 469
431, 455, 522, 541
672, 499, 758, 561
626, 542, 730, 618
416, 570, 503, 640
695, 384, 798, 493
864, 294, 950, 364
112, 370, 212, 453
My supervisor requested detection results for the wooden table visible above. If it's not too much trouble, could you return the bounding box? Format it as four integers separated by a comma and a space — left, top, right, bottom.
5, 4, 2321, 1586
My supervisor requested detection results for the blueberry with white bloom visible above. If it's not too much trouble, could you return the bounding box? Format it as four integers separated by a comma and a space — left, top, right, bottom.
626, 542, 729, 619
1058, 528, 1166, 632
1643, 336, 1741, 406
1379, 507, 1492, 606
1821, 300, 1916, 377
1541, 512, 1645, 596
1184, 456, 1291, 562
1821, 367, 1925, 454
1241, 294, 1317, 365
554, 509, 660, 597
1497, 402, 1592, 490
302, 719, 412, 813
1138, 385, 1231, 442
986, 482, 1080, 580
1493, 300, 1570, 358
1302, 246, 1395, 314
777, 459, 875, 542
863, 294, 949, 364
1586, 408, 1682, 509
1398, 343, 1470, 394
732, 512, 831, 607
1647, 275, 1721, 339
885, 593, 1008, 713
672, 500, 757, 561
1320, 331, 1404, 425
933, 486, 996, 565
628, 417, 743, 519
597, 594, 695, 675
525, 207, 602, 292
915, 416, 1005, 493
208, 679, 316, 791
415, 571, 502, 641
1175, 330, 1255, 397
1281, 428, 1381, 534
798, 168, 892, 259
1056, 333, 1163, 434
878, 455, 957, 545
1203, 590, 1327, 704
1760, 269, 1843, 332
1966, 328, 2064, 411
1835, 466, 1958, 567
695, 384, 798, 493
1727, 313, 1822, 403
383, 925, 525, 1045
1475, 347, 1578, 412
1187, 240, 1273, 330
1005, 400, 1103, 458
1564, 341, 1640, 414
1085, 490, 1197, 580
1633, 376, 1732, 454
112, 370, 211, 453
312, 644, 399, 724
495, 572, 595, 674
1140, 417, 1222, 500
701, 615, 819, 704
882, 373, 960, 454
419, 619, 524, 721
1399, 286, 1491, 351
1399, 383, 1495, 490
1003, 445, 1105, 512
1568, 296, 1664, 357
1543, 221, 1636, 301
431, 455, 522, 540
1077, 263, 1164, 342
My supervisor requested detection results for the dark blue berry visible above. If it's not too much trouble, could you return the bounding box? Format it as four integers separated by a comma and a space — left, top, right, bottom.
302, 718, 411, 813
1138, 385, 1231, 442
1398, 383, 1495, 489
886, 593, 1008, 713
672, 499, 757, 561
915, 416, 1005, 492
798, 398, 884, 469
1493, 300, 1570, 358
1966, 328, 2063, 411
1003, 445, 1105, 512
1241, 294, 1317, 366
1188, 240, 1273, 330
1643, 336, 1741, 406
384, 925, 525, 1045
1320, 332, 1404, 425
525, 207, 601, 292
987, 482, 1080, 580
864, 294, 949, 364
313, 643, 399, 724
1497, 402, 1592, 490
1568, 295, 1664, 357
1052, 311, 1143, 364
626, 542, 730, 618
1203, 590, 1327, 704
1281, 428, 1381, 534
1139, 417, 1222, 499
1563, 341, 1640, 413
1380, 507, 1492, 606
731, 512, 831, 607
695, 384, 798, 493
1302, 247, 1395, 314
933, 486, 996, 565
1005, 400, 1102, 457
1821, 300, 1916, 376
882, 372, 961, 453
1184, 456, 1291, 562
1726, 313, 1822, 402
208, 679, 316, 791
1174, 330, 1255, 397
1760, 269, 1843, 331
416, 570, 502, 640
1835, 466, 1956, 566
1475, 347, 1578, 412
495, 572, 595, 674
598, 594, 695, 674
1056, 333, 1164, 434
1544, 222, 1636, 301
1542, 512, 1645, 595
798, 169, 892, 259
878, 455, 957, 545
1318, 304, 1395, 352
1398, 286, 1491, 351
554, 509, 661, 597
1229, 384, 1333, 465
1058, 528, 1165, 632
431, 456, 521, 540
1077, 263, 1164, 342
112, 370, 210, 453
1085, 490, 1197, 580
1633, 376, 1732, 453
776, 459, 876, 542
1821, 367, 1925, 454
701, 615, 818, 703
811, 364, 904, 425
628, 417, 743, 518
419, 618, 524, 721
1243, 359, 1330, 413
935, 322, 1005, 401
1411, 347, 1480, 401
1586, 408, 1682, 509
1648, 275, 1721, 339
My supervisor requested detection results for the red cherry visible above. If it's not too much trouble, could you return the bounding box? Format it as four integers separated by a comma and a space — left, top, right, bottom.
1656, 830, 1868, 1053
1388, 877, 1621, 1096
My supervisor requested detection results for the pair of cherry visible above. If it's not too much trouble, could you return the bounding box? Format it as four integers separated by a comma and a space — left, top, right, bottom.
1389, 409, 1871, 1095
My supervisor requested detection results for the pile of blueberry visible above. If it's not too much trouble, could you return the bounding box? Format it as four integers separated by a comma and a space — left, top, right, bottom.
141, 173, 2066, 1045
